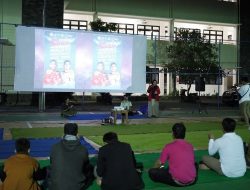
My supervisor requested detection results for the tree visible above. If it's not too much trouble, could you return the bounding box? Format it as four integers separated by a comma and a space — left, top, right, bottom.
89, 18, 117, 32
167, 29, 219, 95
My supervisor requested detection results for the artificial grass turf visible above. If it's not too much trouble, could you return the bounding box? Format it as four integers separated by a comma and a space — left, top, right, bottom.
10, 122, 250, 152
11, 121, 247, 137
88, 129, 250, 152
8, 122, 250, 190
35, 151, 250, 190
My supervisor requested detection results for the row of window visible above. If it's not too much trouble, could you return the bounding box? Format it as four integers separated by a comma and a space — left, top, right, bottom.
63, 19, 224, 43
146, 67, 222, 85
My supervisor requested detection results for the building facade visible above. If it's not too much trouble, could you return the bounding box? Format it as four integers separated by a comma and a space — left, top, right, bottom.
0, 0, 240, 98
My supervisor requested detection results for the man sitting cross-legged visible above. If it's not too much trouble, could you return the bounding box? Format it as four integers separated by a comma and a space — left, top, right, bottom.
148, 123, 198, 187
95, 132, 144, 190
49, 123, 95, 190
199, 118, 247, 177
0, 138, 46, 190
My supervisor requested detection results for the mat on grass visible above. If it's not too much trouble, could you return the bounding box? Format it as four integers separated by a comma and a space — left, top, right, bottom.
29, 152, 250, 190
134, 152, 250, 190
66, 113, 146, 120
0, 137, 98, 159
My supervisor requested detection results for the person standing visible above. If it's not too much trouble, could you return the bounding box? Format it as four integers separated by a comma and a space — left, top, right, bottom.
199, 118, 246, 177
49, 123, 94, 190
238, 77, 250, 130
96, 132, 144, 190
147, 79, 160, 117
148, 123, 197, 187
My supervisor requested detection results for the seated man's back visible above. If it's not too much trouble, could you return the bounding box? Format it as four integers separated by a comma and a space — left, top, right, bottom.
200, 118, 246, 177
49, 123, 91, 190
0, 138, 42, 190
216, 132, 246, 176
96, 132, 144, 190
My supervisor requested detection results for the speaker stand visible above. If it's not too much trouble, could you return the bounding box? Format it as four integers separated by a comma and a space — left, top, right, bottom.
191, 91, 208, 114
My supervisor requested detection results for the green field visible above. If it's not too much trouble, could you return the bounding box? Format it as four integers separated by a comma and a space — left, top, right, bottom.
8, 121, 250, 190
11, 121, 250, 152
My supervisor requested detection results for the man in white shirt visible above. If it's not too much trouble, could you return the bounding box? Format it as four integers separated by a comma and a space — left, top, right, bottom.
200, 118, 246, 178
238, 77, 250, 130
120, 95, 132, 111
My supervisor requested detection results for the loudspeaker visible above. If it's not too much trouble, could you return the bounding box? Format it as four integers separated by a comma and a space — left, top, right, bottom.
195, 77, 205, 91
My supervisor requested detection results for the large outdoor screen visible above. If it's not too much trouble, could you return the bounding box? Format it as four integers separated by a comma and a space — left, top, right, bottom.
14, 26, 147, 93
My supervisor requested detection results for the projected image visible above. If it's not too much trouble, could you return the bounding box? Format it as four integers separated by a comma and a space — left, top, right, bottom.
43, 59, 62, 86
15, 26, 146, 93
91, 61, 108, 87
42, 59, 75, 89
61, 60, 75, 87
108, 62, 121, 88
42, 31, 76, 89
91, 34, 123, 89
35, 29, 133, 91
90, 62, 121, 89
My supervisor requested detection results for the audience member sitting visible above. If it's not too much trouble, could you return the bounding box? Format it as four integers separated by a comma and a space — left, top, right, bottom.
0, 138, 46, 190
61, 98, 77, 117
199, 118, 247, 177
49, 123, 94, 190
96, 132, 144, 190
148, 123, 197, 187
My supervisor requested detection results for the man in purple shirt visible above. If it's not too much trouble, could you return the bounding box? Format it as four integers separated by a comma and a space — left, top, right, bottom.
148, 123, 197, 187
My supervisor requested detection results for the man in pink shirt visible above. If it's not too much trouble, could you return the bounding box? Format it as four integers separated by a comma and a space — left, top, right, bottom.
148, 123, 197, 186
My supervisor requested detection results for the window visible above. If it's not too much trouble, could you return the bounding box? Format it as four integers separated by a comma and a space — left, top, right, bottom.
146, 67, 159, 83
203, 30, 223, 43
63, 19, 88, 30
218, 0, 237, 2
174, 27, 201, 39
137, 25, 160, 39
178, 74, 221, 85
110, 23, 134, 34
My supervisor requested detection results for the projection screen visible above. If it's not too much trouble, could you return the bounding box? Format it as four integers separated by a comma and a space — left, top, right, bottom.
14, 26, 147, 93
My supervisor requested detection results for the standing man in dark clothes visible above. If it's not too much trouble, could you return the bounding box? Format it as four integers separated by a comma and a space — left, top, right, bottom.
147, 79, 160, 117
49, 123, 94, 190
96, 132, 144, 190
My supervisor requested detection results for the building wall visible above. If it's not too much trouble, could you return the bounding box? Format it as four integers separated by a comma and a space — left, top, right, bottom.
0, 0, 239, 45
0, 0, 239, 95
220, 44, 238, 69
0, 0, 22, 43
65, 0, 238, 24
0, 0, 22, 92
172, 0, 238, 24
22, 0, 64, 28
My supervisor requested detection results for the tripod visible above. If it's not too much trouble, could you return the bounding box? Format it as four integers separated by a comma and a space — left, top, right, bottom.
191, 90, 208, 114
